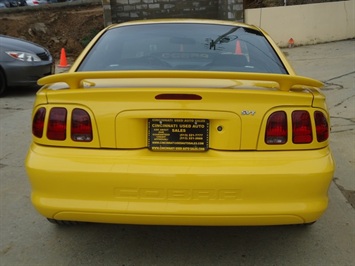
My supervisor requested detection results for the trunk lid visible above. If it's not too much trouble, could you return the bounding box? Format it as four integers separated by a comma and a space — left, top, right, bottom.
40, 74, 317, 150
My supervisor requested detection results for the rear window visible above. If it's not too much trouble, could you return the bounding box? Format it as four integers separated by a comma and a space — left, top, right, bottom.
77, 23, 287, 74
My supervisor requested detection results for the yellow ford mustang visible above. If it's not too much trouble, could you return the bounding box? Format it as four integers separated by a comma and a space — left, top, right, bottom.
25, 19, 334, 226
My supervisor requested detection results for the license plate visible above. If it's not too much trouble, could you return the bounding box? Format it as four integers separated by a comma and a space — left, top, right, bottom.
148, 118, 209, 151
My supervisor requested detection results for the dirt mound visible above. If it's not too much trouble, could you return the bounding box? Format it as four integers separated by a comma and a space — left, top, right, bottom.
0, 5, 104, 61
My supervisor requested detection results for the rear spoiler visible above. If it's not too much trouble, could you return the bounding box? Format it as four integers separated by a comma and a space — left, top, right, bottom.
38, 71, 323, 92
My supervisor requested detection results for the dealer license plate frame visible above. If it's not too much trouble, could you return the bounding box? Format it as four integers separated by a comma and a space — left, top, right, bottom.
148, 118, 209, 151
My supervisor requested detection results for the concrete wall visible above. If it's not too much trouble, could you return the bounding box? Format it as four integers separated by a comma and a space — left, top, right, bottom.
1, 0, 353, 47
245, 0, 355, 47
103, 0, 244, 25
105, 0, 354, 46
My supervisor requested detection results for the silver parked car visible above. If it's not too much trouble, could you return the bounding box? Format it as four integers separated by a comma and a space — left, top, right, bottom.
0, 35, 54, 96
25, 0, 47, 6
0, 0, 17, 7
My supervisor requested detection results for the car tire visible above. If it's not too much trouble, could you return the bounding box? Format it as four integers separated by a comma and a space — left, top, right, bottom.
292, 221, 316, 227
304, 221, 317, 226
47, 218, 80, 225
0, 69, 7, 97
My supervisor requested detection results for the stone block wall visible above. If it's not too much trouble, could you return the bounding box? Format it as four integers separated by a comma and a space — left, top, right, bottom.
102, 0, 244, 25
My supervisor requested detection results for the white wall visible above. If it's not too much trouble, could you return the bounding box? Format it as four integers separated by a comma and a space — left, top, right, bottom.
245, 0, 355, 47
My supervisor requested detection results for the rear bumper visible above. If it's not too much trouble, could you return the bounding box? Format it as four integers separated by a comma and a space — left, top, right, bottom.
25, 144, 334, 226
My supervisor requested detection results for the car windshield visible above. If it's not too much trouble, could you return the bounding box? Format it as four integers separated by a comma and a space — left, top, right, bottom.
77, 23, 287, 74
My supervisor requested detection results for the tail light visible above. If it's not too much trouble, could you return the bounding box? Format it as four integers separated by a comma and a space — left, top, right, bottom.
292, 111, 312, 144
314, 111, 329, 142
32, 107, 93, 142
71, 108, 93, 142
32, 107, 46, 138
47, 108, 67, 140
265, 111, 287, 144
265, 109, 329, 146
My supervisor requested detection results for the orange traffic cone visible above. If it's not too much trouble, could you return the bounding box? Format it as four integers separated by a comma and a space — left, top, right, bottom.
235, 40, 242, 54
288, 38, 295, 48
58, 48, 69, 68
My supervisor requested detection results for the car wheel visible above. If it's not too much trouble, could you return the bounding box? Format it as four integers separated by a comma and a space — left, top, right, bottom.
304, 221, 317, 226
292, 221, 316, 227
47, 218, 80, 225
0, 69, 7, 97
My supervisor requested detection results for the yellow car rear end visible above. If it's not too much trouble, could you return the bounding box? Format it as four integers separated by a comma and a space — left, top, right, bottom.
25, 19, 334, 226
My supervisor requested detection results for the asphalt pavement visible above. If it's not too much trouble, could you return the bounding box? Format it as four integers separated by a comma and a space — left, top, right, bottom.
0, 39, 354, 266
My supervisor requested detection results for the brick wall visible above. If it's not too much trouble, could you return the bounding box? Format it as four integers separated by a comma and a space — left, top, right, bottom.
102, 0, 244, 25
